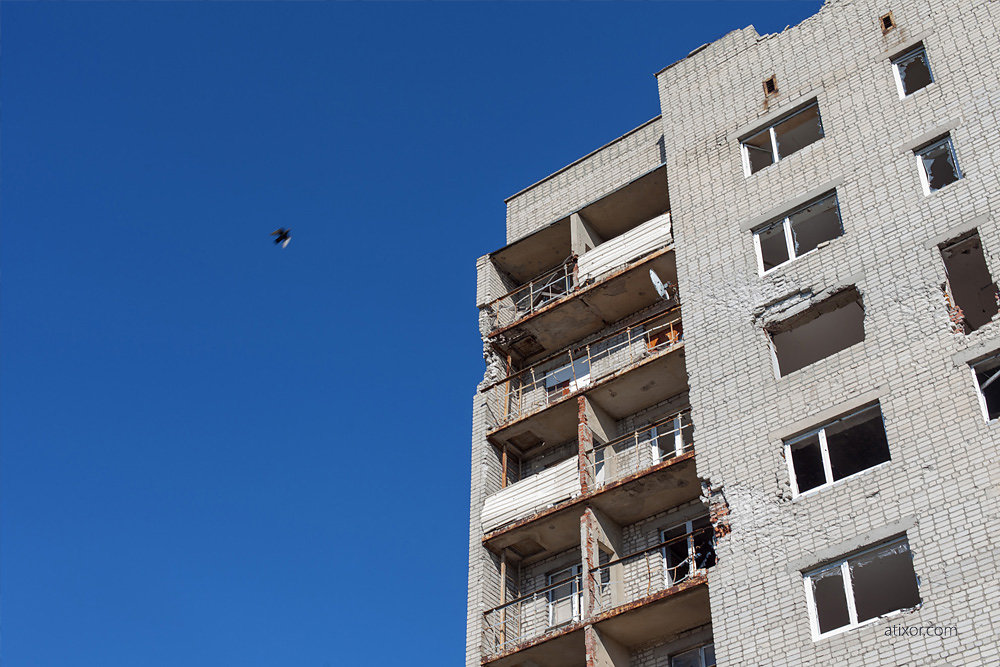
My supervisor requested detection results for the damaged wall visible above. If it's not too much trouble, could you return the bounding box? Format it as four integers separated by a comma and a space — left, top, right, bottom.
657, 0, 1000, 663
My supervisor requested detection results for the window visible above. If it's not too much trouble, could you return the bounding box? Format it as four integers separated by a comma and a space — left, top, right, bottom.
547, 565, 581, 626
662, 516, 716, 586
940, 230, 999, 332
741, 101, 824, 175
753, 192, 843, 273
672, 643, 716, 667
768, 288, 865, 376
892, 44, 933, 97
785, 404, 890, 496
648, 412, 694, 462
880, 12, 896, 34
804, 537, 920, 638
544, 355, 590, 402
972, 354, 1000, 421
915, 135, 962, 194
763, 75, 778, 97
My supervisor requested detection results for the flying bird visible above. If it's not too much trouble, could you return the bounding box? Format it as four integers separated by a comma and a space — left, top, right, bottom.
271, 228, 291, 248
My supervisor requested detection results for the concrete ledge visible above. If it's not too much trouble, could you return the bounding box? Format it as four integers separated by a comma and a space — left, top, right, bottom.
952, 339, 1000, 367
786, 516, 918, 573
769, 386, 886, 441
740, 177, 844, 232
922, 213, 991, 249
897, 118, 961, 154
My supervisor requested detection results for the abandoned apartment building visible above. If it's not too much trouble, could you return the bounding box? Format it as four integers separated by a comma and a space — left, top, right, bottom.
466, 0, 1000, 665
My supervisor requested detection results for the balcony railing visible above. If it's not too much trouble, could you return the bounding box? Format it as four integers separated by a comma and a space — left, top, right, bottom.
484, 258, 576, 332
589, 525, 715, 614
484, 308, 683, 430
482, 571, 583, 657
585, 409, 693, 488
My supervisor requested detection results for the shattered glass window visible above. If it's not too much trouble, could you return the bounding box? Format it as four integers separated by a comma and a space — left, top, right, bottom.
850, 540, 920, 622
757, 221, 789, 270
789, 193, 842, 257
974, 355, 1000, 420
789, 433, 825, 493
917, 136, 961, 192
740, 101, 823, 175
810, 564, 851, 634
824, 405, 891, 481
743, 127, 775, 173
893, 45, 933, 96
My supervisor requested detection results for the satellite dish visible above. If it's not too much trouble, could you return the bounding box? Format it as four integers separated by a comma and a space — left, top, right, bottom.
650, 269, 672, 301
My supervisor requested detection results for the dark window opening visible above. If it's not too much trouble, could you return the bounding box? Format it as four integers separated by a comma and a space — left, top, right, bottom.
892, 45, 933, 96
755, 192, 844, 273
973, 355, 1000, 421
880, 12, 896, 34
763, 76, 778, 96
769, 288, 865, 376
807, 537, 920, 636
940, 231, 999, 332
787, 404, 890, 495
916, 135, 962, 192
741, 101, 824, 175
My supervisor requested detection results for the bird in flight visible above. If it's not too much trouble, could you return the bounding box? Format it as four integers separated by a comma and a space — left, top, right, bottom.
271, 228, 291, 248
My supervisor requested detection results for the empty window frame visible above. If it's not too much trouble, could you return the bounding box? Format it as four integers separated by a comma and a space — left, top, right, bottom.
940, 231, 999, 332
892, 44, 934, 97
804, 537, 920, 638
544, 355, 590, 402
785, 404, 891, 496
972, 354, 1000, 421
741, 101, 825, 175
662, 516, 716, 586
915, 135, 962, 194
768, 288, 866, 377
671, 643, 716, 667
546, 564, 581, 626
753, 192, 844, 273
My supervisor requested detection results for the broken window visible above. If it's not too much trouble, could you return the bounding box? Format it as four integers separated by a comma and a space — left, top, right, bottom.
785, 404, 891, 496
915, 135, 962, 194
768, 288, 865, 376
753, 192, 843, 273
972, 354, 1000, 421
662, 516, 716, 586
741, 101, 824, 175
546, 565, 581, 626
544, 355, 590, 402
892, 44, 933, 97
805, 537, 920, 637
940, 230, 999, 332
671, 643, 716, 667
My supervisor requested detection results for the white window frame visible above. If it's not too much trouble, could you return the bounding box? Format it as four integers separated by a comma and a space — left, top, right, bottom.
915, 135, 962, 196
739, 101, 822, 177
752, 192, 841, 275
891, 44, 933, 99
970, 354, 1000, 423
803, 537, 915, 640
660, 517, 712, 586
546, 564, 581, 627
784, 404, 890, 498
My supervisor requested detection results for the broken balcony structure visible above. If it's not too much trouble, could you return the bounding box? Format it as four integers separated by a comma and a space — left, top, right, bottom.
471, 129, 715, 667
470, 1, 1000, 665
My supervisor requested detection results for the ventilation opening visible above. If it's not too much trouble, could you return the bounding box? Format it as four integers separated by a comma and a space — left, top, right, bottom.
880, 11, 896, 34
768, 288, 865, 376
763, 75, 778, 97
940, 230, 999, 331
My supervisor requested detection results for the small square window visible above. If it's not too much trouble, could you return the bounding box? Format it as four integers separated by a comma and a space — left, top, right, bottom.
753, 192, 843, 274
804, 537, 920, 638
785, 404, 891, 496
915, 135, 961, 194
892, 44, 933, 97
763, 76, 778, 97
880, 12, 896, 34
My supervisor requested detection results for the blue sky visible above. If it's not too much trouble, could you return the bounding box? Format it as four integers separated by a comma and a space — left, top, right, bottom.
1, 2, 821, 665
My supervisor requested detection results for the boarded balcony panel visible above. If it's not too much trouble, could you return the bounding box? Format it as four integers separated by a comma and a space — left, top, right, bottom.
482, 457, 582, 533
577, 213, 671, 284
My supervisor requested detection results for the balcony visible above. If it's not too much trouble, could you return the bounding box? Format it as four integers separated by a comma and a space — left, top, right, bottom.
482, 571, 586, 666
484, 308, 685, 452
484, 223, 675, 363
482, 457, 582, 534
590, 525, 715, 648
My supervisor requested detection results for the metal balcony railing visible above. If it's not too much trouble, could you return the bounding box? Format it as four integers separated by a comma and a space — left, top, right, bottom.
589, 525, 715, 614
585, 409, 693, 488
484, 258, 576, 333
484, 308, 683, 429
482, 571, 583, 657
